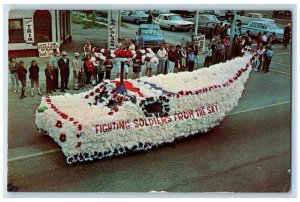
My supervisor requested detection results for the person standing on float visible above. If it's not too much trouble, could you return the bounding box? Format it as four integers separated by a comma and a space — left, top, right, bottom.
50, 49, 60, 89
57, 51, 70, 92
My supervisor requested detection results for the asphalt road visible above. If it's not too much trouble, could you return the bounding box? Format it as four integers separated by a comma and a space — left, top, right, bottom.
6, 42, 292, 193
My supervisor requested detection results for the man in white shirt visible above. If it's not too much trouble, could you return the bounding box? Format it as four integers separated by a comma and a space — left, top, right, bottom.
262, 31, 268, 46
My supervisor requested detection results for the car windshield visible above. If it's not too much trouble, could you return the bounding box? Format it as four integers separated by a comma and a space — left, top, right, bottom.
140, 28, 162, 35
261, 14, 268, 18
265, 23, 279, 29
169, 15, 183, 21
207, 15, 218, 20
134, 11, 146, 15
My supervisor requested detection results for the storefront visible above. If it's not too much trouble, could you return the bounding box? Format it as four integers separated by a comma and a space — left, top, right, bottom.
8, 10, 72, 57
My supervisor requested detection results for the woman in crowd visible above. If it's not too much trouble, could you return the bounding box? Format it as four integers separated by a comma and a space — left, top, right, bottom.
129, 39, 136, 51
256, 32, 262, 50
156, 44, 168, 75
72, 52, 82, 90
167, 46, 176, 74
104, 60, 113, 80
174, 45, 182, 73
29, 60, 42, 96
84, 54, 95, 88
8, 57, 20, 93
223, 35, 231, 61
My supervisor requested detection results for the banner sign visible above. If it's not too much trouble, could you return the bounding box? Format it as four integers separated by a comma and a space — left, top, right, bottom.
107, 10, 120, 50
37, 42, 60, 57
192, 34, 205, 54
94, 104, 220, 134
24, 18, 34, 43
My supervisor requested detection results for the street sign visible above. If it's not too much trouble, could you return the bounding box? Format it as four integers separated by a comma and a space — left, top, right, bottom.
24, 18, 34, 43
192, 34, 205, 54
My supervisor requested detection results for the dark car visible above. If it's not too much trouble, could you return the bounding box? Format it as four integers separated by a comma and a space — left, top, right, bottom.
197, 22, 220, 38
170, 10, 196, 18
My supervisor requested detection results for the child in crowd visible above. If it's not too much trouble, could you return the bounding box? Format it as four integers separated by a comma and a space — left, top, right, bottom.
78, 68, 85, 89
29, 60, 42, 96
263, 45, 273, 73
187, 48, 196, 72
97, 59, 106, 84
104, 60, 113, 80
204, 44, 213, 67
45, 62, 53, 95
17, 61, 27, 99
257, 45, 265, 71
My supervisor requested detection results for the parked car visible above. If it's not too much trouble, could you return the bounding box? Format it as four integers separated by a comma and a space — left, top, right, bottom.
235, 13, 275, 25
170, 10, 196, 18
197, 22, 241, 38
197, 22, 220, 38
150, 10, 170, 18
154, 13, 194, 32
241, 21, 284, 42
185, 14, 221, 27
137, 24, 165, 48
121, 10, 149, 24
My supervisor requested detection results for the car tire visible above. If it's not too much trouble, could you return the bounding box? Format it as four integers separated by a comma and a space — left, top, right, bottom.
135, 19, 140, 24
170, 26, 176, 32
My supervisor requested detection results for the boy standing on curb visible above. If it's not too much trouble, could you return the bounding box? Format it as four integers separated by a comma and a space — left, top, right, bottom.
17, 61, 27, 100
45, 62, 54, 95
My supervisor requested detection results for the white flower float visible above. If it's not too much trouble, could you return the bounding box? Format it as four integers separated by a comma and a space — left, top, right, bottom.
35, 49, 258, 164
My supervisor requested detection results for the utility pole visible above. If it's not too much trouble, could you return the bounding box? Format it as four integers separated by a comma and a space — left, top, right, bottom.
194, 10, 199, 35
118, 10, 121, 39
229, 10, 237, 57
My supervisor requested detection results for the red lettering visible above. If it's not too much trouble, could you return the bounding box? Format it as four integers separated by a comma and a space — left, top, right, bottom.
134, 119, 139, 128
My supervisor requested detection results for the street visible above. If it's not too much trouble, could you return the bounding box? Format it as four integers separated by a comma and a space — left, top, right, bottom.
6, 14, 292, 192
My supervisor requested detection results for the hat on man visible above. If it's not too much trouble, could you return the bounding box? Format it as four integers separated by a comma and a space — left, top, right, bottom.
61, 51, 67, 56
74, 52, 80, 57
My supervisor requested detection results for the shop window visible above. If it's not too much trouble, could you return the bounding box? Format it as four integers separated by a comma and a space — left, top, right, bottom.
9, 19, 25, 43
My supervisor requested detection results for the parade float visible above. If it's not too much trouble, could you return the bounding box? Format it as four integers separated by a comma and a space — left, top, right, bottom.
35, 47, 257, 164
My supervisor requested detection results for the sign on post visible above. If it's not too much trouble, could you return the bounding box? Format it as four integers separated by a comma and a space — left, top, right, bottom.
107, 10, 120, 50
192, 34, 205, 54
24, 18, 34, 43
37, 42, 60, 57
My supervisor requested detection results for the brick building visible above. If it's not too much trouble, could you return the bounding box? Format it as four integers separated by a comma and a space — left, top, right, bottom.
8, 10, 72, 57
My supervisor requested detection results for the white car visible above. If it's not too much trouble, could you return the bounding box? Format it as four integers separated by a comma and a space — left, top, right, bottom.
235, 13, 275, 25
154, 13, 194, 32
185, 14, 221, 27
